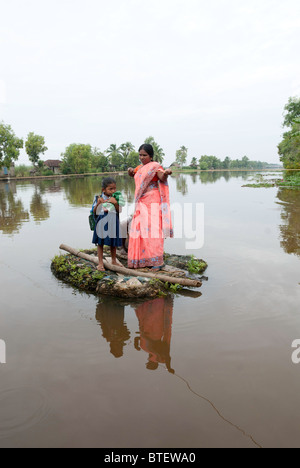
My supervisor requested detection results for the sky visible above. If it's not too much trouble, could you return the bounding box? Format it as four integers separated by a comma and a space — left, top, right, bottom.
1, 0, 300, 166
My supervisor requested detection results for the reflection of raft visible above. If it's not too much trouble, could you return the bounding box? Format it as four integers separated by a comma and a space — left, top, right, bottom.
51, 244, 208, 299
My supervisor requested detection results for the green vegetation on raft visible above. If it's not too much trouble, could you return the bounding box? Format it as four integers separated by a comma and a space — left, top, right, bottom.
187, 255, 208, 274
51, 251, 207, 298
149, 278, 183, 295
164, 253, 208, 274
51, 255, 107, 292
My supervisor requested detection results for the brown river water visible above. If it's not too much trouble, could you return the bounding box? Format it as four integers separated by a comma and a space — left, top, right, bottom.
0, 171, 300, 448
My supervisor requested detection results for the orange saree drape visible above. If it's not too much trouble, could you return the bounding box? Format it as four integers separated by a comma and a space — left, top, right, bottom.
128, 162, 173, 269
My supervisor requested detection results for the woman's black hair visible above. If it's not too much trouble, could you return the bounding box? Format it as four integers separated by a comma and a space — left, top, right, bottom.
139, 144, 154, 159
102, 177, 116, 189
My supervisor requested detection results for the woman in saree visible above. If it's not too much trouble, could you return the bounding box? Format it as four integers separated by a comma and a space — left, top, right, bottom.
127, 144, 173, 269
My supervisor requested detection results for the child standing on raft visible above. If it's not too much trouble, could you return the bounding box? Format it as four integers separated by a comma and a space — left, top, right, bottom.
92, 177, 124, 271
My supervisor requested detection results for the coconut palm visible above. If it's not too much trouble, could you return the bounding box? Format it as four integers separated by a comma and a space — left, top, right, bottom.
105, 144, 124, 168
144, 136, 165, 164
120, 142, 135, 167
176, 146, 188, 167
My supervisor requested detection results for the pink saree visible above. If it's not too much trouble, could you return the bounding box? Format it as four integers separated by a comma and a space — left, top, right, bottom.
128, 162, 173, 269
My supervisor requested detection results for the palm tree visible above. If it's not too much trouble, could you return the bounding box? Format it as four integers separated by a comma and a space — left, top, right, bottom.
144, 136, 165, 164
176, 146, 188, 167
190, 157, 198, 169
105, 144, 124, 169
120, 142, 135, 168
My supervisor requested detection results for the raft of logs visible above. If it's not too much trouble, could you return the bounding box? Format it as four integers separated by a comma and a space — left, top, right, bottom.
51, 244, 208, 299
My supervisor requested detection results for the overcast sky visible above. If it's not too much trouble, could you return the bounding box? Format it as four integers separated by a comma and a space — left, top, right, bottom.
1, 0, 300, 166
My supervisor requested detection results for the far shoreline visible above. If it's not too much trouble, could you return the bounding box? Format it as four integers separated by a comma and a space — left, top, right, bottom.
0, 167, 289, 183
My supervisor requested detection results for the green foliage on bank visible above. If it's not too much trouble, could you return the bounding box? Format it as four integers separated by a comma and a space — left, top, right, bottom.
0, 122, 24, 169
242, 171, 300, 188
14, 164, 54, 177
25, 132, 48, 167
197, 155, 272, 170
278, 97, 300, 169
278, 171, 300, 187
60, 143, 141, 174
59, 137, 165, 174
2, 114, 283, 176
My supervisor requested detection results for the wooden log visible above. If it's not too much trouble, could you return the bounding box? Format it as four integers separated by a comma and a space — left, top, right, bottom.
59, 244, 202, 288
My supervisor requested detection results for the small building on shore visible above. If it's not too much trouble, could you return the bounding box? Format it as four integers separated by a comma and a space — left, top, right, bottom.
44, 160, 62, 175
0, 163, 15, 178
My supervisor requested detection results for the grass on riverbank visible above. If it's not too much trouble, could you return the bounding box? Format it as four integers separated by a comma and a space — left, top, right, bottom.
278, 172, 300, 187
242, 171, 300, 188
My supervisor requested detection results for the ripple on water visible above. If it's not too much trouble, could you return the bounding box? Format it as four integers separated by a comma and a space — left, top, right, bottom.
0, 387, 51, 440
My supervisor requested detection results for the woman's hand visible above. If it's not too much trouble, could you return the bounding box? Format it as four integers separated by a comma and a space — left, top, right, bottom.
128, 167, 135, 177
157, 168, 172, 182
164, 168, 172, 177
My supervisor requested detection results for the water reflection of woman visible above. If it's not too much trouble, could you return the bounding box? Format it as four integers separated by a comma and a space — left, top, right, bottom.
96, 300, 130, 358
134, 296, 175, 373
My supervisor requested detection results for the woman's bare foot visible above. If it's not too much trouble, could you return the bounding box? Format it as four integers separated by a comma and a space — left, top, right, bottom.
97, 264, 105, 272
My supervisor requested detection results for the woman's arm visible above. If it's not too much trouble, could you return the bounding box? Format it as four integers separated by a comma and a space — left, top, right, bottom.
157, 168, 172, 182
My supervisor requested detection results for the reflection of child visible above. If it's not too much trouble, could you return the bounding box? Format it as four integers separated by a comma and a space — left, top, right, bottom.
92, 177, 124, 272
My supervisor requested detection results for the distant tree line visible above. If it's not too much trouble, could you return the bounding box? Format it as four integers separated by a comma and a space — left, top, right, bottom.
175, 147, 277, 170
196, 155, 271, 170
60, 136, 165, 174
0, 124, 166, 175
1, 118, 283, 176
278, 97, 300, 169
0, 122, 48, 173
